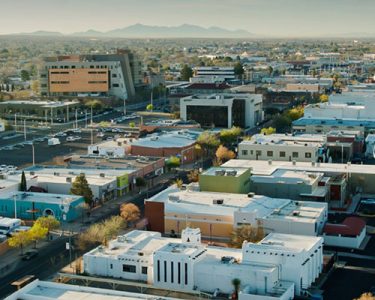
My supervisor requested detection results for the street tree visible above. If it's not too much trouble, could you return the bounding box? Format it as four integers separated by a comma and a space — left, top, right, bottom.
20, 70, 30, 81
319, 94, 329, 103
197, 131, 220, 156
216, 145, 236, 164
8, 230, 32, 255
71, 173, 94, 207
120, 203, 141, 225
232, 278, 241, 300
146, 103, 154, 111
20, 171, 27, 191
166, 156, 180, 170
34, 216, 60, 239
180, 64, 193, 81
29, 223, 48, 248
234, 62, 244, 79
173, 178, 184, 189
260, 127, 276, 135
187, 169, 200, 183
220, 127, 242, 145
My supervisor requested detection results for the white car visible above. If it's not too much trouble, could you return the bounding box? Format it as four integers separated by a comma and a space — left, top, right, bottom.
66, 136, 81, 142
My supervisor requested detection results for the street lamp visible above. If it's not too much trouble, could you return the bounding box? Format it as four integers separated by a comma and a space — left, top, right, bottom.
31, 143, 35, 166
13, 194, 17, 219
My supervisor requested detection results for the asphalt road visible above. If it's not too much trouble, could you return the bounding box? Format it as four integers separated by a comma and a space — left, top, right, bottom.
0, 236, 71, 298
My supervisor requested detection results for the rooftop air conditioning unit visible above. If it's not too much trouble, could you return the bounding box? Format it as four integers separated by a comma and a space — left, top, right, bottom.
30, 171, 35, 175
268, 160, 272, 165
292, 160, 296, 166
100, 173, 105, 177
66, 177, 72, 183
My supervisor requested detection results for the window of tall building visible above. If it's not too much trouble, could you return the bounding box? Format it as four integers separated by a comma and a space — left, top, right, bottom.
267, 151, 273, 157
141, 266, 147, 274
280, 151, 286, 157
242, 150, 248, 156
305, 152, 312, 158
292, 152, 299, 158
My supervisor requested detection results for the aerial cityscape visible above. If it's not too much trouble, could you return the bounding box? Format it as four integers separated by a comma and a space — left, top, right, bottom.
0, 1, 375, 299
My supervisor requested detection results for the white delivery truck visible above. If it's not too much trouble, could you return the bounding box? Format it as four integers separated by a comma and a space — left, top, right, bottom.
0, 217, 22, 235
48, 137, 60, 146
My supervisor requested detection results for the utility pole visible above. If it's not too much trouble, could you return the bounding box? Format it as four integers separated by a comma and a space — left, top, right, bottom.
75, 109, 78, 129
51, 107, 53, 126
123, 98, 126, 116
85, 110, 88, 128
90, 105, 93, 127
14, 113, 17, 132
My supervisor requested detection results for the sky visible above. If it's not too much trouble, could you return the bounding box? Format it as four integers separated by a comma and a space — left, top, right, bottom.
1, 0, 374, 37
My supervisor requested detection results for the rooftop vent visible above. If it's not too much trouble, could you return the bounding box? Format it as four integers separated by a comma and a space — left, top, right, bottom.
213, 199, 224, 205
66, 177, 72, 183
30, 171, 35, 176
292, 211, 300, 216
268, 160, 272, 165
292, 160, 296, 166
247, 192, 255, 198
221, 256, 235, 264
100, 173, 105, 177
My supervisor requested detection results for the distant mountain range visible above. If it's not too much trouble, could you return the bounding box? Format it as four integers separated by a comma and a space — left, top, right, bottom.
13, 24, 254, 38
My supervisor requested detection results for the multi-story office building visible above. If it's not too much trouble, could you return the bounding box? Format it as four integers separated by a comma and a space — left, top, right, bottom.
191, 66, 235, 83
238, 134, 325, 162
40, 50, 142, 100
180, 94, 263, 129
84, 228, 324, 298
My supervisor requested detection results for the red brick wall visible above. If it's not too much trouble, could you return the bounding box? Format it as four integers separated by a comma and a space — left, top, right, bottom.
145, 201, 165, 233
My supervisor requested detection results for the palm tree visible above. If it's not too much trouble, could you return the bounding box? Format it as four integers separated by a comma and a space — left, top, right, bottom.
232, 278, 241, 299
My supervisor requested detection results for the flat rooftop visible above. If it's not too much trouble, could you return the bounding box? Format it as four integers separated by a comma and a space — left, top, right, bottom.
68, 155, 162, 170
27, 165, 134, 177
5, 280, 177, 300
253, 232, 323, 253
0, 192, 82, 205
130, 131, 198, 149
293, 117, 375, 128
222, 159, 375, 176
251, 169, 323, 185
149, 187, 326, 222
202, 167, 248, 177
240, 133, 325, 147
86, 231, 169, 259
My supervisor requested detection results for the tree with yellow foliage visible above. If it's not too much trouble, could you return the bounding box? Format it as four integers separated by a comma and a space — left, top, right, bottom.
29, 223, 48, 248
8, 230, 32, 255
215, 145, 236, 164
260, 127, 276, 135
319, 94, 329, 103
355, 293, 375, 300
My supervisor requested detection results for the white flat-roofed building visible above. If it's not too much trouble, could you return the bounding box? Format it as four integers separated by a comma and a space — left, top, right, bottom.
5, 279, 179, 300
84, 228, 323, 298
238, 134, 325, 162
243, 233, 324, 296
180, 94, 263, 129
88, 138, 128, 157
145, 186, 327, 237
24, 167, 118, 200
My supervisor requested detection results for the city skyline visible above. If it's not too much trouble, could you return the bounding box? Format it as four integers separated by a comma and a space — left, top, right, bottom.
1, 0, 375, 37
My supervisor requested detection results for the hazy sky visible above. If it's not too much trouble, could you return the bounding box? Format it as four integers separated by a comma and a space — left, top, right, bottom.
1, 0, 374, 37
